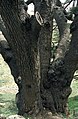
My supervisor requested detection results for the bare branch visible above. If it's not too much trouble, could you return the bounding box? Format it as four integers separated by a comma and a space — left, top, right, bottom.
64, 0, 73, 9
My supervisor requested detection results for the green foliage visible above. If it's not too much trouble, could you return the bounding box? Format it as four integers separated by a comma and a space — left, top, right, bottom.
70, 6, 78, 15
68, 96, 78, 119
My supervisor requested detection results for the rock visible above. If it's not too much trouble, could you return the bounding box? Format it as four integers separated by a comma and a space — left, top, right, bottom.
51, 116, 63, 119
0, 103, 5, 107
0, 117, 6, 119
0, 114, 6, 119
6, 115, 25, 119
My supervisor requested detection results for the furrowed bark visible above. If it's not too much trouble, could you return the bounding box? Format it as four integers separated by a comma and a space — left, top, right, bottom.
53, 4, 70, 59
1, 0, 41, 115
46, 1, 78, 114
1, 0, 77, 118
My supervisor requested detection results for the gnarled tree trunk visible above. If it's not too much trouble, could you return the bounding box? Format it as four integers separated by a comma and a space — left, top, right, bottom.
45, 1, 78, 115
1, 0, 78, 118
0, 0, 54, 117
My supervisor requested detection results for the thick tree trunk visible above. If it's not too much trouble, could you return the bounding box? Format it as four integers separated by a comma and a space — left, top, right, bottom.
1, 0, 78, 118
1, 0, 41, 115
0, 0, 55, 117
41, 2, 71, 114
37, 0, 54, 112
46, 8, 78, 115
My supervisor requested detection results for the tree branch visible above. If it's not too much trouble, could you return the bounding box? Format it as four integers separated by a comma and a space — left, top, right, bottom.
64, 0, 73, 9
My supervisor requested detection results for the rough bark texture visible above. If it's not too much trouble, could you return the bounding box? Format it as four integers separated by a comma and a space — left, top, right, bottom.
1, 0, 78, 118
44, 3, 78, 115
53, 3, 70, 59
0, 0, 54, 117
1, 0, 40, 115
42, 2, 71, 114
53, 6, 67, 39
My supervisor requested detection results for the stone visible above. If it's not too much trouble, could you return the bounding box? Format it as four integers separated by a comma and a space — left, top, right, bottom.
7, 115, 25, 119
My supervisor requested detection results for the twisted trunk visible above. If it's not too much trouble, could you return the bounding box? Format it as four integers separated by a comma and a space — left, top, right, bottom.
1, 0, 78, 118
1, 0, 54, 117
45, 4, 78, 115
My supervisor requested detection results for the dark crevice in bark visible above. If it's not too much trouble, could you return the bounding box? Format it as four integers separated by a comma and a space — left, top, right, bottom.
42, 58, 72, 113
1, 0, 41, 115
43, 14, 78, 114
